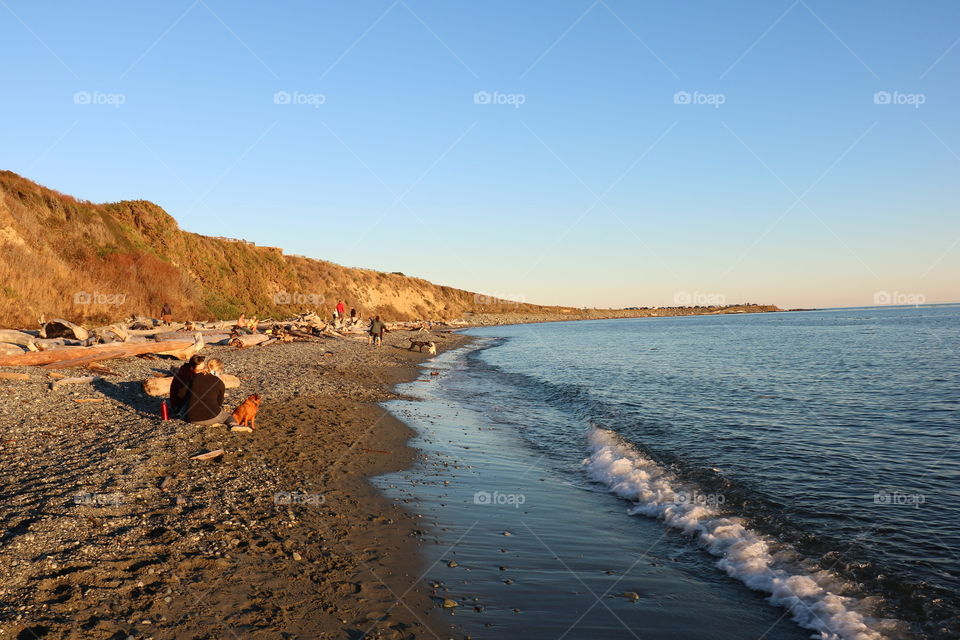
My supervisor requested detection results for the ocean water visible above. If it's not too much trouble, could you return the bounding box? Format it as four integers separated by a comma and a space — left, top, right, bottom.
381, 306, 959, 640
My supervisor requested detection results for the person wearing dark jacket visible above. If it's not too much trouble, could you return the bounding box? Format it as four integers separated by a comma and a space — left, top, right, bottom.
170, 354, 205, 417
161, 302, 173, 325
368, 315, 387, 347
186, 358, 235, 425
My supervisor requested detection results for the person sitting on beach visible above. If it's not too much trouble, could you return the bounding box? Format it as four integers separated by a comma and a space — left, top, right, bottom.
368, 315, 387, 347
186, 358, 236, 426
170, 354, 205, 417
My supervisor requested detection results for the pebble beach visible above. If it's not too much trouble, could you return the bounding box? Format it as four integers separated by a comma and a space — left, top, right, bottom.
0, 328, 471, 640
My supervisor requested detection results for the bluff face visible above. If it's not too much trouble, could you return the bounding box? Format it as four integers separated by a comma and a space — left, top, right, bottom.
0, 171, 778, 327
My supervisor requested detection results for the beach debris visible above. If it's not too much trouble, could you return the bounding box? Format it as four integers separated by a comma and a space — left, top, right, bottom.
441, 598, 458, 608
73, 398, 104, 403
190, 449, 224, 461
142, 374, 240, 397
0, 329, 39, 350
621, 591, 641, 602
229, 334, 270, 349
230, 425, 253, 433
502, 531, 512, 536
158, 332, 204, 360
0, 372, 30, 381
503, 579, 514, 585
40, 318, 89, 341
0, 343, 27, 357
446, 560, 458, 568
0, 339, 193, 368
50, 375, 98, 390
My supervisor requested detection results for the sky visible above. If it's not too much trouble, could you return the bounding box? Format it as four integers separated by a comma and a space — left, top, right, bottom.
1, 0, 957, 309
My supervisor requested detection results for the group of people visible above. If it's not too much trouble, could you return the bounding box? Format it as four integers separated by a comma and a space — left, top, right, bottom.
331, 300, 388, 346
169, 355, 237, 426
333, 300, 357, 324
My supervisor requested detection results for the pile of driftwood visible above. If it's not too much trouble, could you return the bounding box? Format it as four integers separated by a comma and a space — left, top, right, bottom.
0, 313, 349, 370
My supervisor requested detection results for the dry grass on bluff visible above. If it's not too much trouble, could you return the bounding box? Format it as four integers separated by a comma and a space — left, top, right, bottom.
0, 171, 556, 327
0, 170, 778, 329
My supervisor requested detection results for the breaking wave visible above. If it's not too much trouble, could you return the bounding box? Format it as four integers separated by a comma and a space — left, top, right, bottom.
583, 426, 906, 640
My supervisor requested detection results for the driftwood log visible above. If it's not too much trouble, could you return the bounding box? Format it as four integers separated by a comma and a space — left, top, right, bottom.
50, 376, 99, 391
0, 344, 27, 357
41, 318, 89, 341
0, 330, 39, 350
156, 333, 204, 360
0, 340, 193, 368
143, 374, 241, 397
229, 334, 270, 348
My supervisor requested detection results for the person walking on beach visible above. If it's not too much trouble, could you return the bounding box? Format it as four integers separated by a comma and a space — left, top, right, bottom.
170, 354, 205, 417
186, 358, 236, 426
350, 307, 357, 324
161, 302, 173, 325
368, 315, 387, 347
336, 300, 346, 319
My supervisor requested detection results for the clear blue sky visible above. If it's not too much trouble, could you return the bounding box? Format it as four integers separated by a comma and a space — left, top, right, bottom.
2, 1, 958, 309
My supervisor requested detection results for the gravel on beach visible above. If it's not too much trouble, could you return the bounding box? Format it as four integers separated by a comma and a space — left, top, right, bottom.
0, 328, 470, 640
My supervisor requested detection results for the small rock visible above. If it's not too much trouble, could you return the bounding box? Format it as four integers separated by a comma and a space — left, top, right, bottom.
292, 552, 303, 561
442, 599, 458, 608
446, 560, 458, 568
622, 591, 641, 602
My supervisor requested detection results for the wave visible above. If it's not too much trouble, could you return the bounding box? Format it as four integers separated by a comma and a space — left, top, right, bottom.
582, 426, 905, 640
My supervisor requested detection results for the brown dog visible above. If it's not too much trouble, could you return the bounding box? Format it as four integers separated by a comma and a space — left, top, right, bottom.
232, 394, 262, 428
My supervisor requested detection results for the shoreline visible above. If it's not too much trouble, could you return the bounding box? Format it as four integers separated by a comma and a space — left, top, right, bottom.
0, 329, 472, 639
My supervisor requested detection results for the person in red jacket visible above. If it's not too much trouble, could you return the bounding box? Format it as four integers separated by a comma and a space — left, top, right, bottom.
335, 300, 346, 319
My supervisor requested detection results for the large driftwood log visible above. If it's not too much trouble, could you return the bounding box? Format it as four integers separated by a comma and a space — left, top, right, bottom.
0, 330, 39, 350
0, 340, 192, 368
91, 324, 129, 343
143, 374, 241, 397
41, 319, 89, 341
0, 343, 27, 357
157, 333, 203, 360
229, 334, 270, 348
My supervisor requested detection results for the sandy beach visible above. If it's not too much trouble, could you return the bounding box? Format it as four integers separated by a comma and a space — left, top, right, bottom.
0, 328, 471, 640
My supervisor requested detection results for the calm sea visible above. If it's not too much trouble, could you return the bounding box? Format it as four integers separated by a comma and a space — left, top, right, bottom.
383, 305, 959, 639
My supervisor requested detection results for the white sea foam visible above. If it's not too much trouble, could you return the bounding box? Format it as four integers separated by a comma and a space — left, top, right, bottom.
583, 426, 893, 640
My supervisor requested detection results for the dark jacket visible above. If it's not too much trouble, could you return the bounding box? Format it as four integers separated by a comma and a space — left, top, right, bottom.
369, 319, 385, 336
169, 363, 196, 413
186, 373, 225, 423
